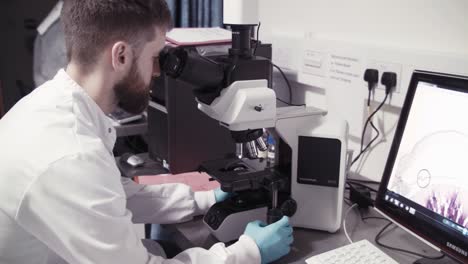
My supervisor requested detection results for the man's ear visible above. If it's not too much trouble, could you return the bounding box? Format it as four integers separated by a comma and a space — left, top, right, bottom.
111, 41, 132, 72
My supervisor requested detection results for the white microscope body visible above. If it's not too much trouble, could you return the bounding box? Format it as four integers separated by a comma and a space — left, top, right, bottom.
198, 79, 349, 241
160, 0, 349, 243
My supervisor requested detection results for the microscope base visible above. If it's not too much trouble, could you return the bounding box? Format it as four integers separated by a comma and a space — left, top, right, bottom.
204, 204, 268, 243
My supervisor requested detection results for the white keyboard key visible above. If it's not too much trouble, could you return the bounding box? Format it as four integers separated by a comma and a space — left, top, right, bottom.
305, 239, 398, 264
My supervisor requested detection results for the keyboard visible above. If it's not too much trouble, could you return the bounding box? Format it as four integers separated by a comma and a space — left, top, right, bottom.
305, 239, 399, 264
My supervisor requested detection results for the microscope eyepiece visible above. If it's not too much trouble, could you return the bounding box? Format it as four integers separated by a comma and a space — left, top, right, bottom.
159, 47, 188, 78
228, 25, 253, 58
159, 47, 225, 89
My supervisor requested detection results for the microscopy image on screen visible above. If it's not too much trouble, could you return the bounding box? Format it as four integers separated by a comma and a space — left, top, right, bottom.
388, 131, 468, 228
387, 81, 468, 228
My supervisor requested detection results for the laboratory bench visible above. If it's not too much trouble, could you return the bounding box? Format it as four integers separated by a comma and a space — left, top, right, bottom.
167, 203, 443, 264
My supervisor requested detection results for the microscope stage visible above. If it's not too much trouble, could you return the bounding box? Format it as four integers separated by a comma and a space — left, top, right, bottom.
200, 158, 273, 193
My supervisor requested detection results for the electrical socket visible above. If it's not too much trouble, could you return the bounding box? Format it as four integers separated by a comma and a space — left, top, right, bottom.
367, 60, 402, 93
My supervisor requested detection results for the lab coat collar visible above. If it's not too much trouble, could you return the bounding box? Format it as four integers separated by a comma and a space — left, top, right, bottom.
55, 69, 116, 154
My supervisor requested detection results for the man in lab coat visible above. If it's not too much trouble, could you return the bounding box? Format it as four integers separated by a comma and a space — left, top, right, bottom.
0, 0, 293, 264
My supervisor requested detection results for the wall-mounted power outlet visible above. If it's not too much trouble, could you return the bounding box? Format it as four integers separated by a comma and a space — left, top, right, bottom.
367, 60, 402, 94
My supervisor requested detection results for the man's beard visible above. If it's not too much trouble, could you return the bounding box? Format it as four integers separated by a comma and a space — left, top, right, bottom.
114, 61, 151, 114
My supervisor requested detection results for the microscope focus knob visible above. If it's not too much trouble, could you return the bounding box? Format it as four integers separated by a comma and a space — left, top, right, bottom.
280, 198, 297, 217
206, 214, 216, 225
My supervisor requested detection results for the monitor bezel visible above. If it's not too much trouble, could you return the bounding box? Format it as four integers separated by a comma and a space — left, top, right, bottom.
375, 70, 468, 263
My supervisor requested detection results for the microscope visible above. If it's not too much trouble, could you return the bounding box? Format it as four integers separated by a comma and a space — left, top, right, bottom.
159, 0, 349, 242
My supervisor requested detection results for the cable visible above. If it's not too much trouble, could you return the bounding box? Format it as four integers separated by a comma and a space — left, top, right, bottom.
276, 97, 304, 106
355, 130, 379, 164
367, 92, 380, 156
344, 197, 351, 205
271, 63, 305, 106
352, 72, 397, 169
272, 63, 296, 105
367, 89, 371, 108
253, 21, 261, 56
360, 94, 387, 151
350, 93, 389, 168
256, 56, 303, 106
343, 203, 359, 244
252, 22, 303, 107
369, 120, 379, 149
367, 89, 379, 151
343, 198, 352, 206
375, 222, 446, 260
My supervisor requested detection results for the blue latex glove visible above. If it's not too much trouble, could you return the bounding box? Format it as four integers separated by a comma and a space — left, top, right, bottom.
243, 216, 293, 264
214, 187, 234, 202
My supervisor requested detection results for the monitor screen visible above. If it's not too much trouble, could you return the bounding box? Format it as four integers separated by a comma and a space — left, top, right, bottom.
375, 71, 468, 263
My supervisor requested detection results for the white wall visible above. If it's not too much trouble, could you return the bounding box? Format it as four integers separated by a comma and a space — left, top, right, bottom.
259, 0, 468, 53
259, 0, 468, 181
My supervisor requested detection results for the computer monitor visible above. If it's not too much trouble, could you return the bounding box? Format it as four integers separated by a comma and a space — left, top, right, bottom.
375, 70, 468, 263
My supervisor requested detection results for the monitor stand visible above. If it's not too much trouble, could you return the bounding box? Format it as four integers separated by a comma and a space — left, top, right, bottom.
414, 256, 461, 264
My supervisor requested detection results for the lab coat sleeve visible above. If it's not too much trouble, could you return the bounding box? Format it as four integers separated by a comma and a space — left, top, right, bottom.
171, 235, 261, 264
122, 177, 216, 224
15, 153, 261, 264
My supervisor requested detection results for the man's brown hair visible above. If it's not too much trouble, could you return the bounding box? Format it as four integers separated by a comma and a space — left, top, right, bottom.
61, 0, 172, 69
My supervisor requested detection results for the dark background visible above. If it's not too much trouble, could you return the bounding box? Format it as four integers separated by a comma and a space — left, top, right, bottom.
0, 0, 58, 113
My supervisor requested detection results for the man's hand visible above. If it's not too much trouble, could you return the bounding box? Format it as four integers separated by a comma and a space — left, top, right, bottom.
243, 216, 293, 264
213, 187, 234, 203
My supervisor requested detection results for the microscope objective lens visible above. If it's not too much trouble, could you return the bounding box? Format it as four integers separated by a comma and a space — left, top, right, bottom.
236, 143, 243, 159
246, 141, 258, 159
255, 137, 268, 151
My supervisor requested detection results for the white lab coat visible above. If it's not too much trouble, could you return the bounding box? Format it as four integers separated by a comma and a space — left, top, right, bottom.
0, 69, 261, 264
